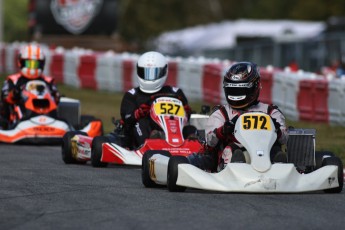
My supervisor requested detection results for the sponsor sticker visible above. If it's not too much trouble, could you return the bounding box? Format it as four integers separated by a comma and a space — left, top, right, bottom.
51, 0, 103, 34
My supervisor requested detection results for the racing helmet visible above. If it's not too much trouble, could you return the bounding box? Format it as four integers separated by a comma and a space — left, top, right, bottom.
136, 51, 168, 93
18, 43, 45, 79
223, 62, 261, 109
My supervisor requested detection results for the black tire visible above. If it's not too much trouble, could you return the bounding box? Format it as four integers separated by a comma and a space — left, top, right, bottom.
142, 150, 171, 188
322, 156, 343, 193
315, 151, 335, 169
91, 136, 109, 168
62, 131, 88, 164
167, 156, 189, 192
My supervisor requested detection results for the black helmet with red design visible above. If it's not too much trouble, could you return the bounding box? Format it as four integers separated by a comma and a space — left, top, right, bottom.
223, 62, 261, 109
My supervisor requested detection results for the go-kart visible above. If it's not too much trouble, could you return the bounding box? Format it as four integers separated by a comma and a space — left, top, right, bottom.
160, 112, 343, 193
0, 80, 103, 144
61, 95, 208, 167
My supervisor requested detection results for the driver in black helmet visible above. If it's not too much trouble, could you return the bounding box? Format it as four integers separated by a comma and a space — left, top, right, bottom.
188, 61, 288, 172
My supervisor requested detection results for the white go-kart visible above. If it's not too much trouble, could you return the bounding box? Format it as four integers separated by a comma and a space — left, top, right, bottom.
145, 112, 343, 193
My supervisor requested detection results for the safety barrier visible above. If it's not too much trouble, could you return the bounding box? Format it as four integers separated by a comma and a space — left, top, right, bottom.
259, 68, 275, 104
177, 57, 205, 101
78, 54, 98, 90
328, 79, 345, 125
1, 43, 345, 126
202, 63, 223, 105
0, 44, 5, 73
166, 59, 178, 87
48, 52, 64, 83
298, 78, 329, 122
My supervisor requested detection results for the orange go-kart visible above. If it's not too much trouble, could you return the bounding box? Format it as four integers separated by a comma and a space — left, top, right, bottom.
0, 80, 102, 144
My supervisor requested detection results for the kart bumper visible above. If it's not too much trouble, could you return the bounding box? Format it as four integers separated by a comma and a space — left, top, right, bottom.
176, 163, 339, 193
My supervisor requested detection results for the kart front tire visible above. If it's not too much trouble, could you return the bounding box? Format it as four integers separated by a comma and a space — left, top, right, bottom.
62, 131, 87, 164
142, 150, 171, 188
91, 136, 109, 168
167, 156, 189, 192
322, 156, 343, 193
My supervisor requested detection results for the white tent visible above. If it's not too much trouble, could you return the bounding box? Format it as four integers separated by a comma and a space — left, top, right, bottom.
154, 19, 326, 56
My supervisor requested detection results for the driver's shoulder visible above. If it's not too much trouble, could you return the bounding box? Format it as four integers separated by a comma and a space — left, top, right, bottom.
6, 73, 21, 83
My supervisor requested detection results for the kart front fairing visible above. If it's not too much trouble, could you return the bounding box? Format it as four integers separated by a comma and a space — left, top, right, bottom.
97, 96, 203, 165
175, 112, 339, 193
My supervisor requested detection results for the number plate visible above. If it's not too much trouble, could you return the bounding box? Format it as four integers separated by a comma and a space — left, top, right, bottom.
153, 101, 185, 117
241, 114, 272, 130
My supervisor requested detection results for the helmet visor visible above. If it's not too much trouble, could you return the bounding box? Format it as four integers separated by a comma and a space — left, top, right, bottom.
21, 59, 44, 69
137, 64, 167, 81
224, 82, 253, 96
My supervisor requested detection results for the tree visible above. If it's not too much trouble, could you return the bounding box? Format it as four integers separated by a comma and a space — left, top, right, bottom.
3, 0, 28, 42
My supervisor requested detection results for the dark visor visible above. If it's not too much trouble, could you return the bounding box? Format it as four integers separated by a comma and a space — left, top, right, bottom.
137, 64, 167, 80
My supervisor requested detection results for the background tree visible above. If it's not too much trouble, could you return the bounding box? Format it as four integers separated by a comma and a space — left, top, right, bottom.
3, 0, 28, 42
2, 0, 345, 45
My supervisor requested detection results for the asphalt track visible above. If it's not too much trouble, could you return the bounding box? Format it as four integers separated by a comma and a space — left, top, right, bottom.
1, 144, 345, 230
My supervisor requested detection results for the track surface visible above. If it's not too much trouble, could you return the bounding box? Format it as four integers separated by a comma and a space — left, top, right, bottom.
1, 145, 345, 230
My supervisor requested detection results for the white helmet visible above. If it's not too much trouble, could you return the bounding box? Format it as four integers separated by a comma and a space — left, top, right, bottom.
136, 51, 168, 93
18, 43, 45, 79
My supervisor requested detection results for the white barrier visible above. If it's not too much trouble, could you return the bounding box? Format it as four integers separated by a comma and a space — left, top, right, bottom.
95, 51, 119, 91
63, 49, 81, 88
272, 72, 300, 121
177, 57, 205, 101
328, 78, 345, 125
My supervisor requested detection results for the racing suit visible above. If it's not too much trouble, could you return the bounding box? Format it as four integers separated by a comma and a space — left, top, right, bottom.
188, 101, 288, 172
120, 85, 191, 149
0, 73, 60, 129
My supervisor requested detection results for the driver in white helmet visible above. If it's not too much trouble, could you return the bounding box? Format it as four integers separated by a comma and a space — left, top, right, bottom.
120, 51, 192, 148
187, 61, 288, 172
0, 43, 60, 129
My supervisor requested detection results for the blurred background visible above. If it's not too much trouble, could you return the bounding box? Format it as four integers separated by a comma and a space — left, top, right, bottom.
1, 0, 345, 72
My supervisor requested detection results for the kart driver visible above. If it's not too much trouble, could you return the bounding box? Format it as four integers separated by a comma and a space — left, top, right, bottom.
0, 43, 60, 129
188, 61, 288, 172
120, 51, 192, 148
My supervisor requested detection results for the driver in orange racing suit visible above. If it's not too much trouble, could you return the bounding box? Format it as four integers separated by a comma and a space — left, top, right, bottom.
0, 43, 60, 129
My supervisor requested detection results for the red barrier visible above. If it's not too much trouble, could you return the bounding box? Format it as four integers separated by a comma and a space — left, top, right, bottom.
77, 54, 97, 89
202, 63, 222, 104
259, 69, 274, 104
49, 53, 64, 83
313, 79, 329, 122
166, 61, 177, 87
297, 79, 329, 122
12, 48, 20, 73
122, 59, 134, 91
0, 46, 5, 73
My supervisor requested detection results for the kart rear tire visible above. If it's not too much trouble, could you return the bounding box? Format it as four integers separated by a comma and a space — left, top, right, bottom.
315, 151, 335, 169
167, 156, 189, 192
322, 156, 343, 193
62, 131, 88, 164
91, 136, 109, 168
142, 150, 171, 188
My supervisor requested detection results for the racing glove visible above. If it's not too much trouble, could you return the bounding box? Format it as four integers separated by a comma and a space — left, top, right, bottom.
134, 104, 150, 120
215, 116, 238, 140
